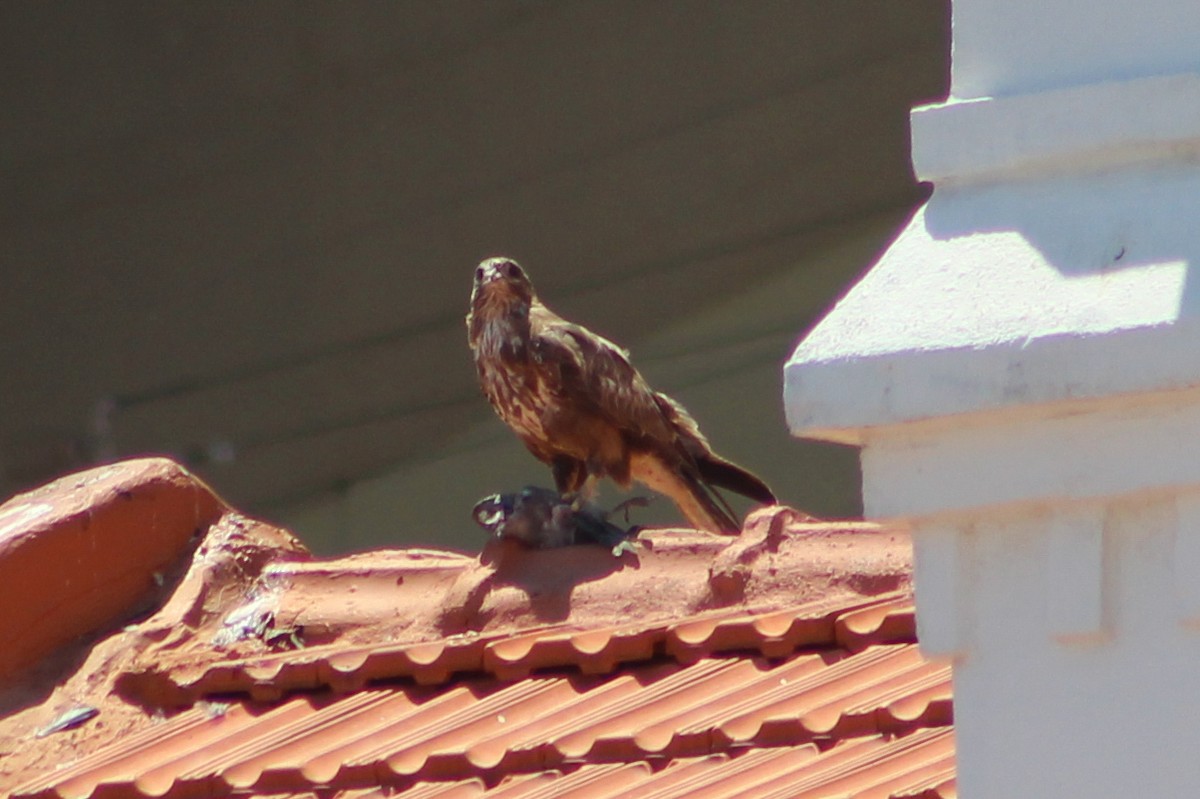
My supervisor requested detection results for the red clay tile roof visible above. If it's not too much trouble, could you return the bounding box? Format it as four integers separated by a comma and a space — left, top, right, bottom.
0, 458, 953, 799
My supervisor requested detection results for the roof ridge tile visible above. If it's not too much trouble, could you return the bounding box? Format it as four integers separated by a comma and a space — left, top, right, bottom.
137, 590, 913, 703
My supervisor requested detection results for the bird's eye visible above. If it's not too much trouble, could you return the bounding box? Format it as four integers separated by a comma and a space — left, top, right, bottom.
475, 266, 485, 283
502, 261, 521, 279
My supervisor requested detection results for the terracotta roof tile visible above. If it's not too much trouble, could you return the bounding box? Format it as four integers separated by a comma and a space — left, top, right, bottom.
14, 643, 948, 799
0, 459, 953, 799
319, 730, 955, 799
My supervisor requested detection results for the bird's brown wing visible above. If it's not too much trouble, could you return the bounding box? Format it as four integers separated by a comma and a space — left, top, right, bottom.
528, 306, 675, 445
527, 305, 773, 533
653, 393, 777, 506
527, 307, 741, 532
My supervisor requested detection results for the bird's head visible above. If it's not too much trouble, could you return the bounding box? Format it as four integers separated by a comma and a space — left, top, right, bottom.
472, 492, 513, 538
470, 257, 535, 313
471, 486, 565, 547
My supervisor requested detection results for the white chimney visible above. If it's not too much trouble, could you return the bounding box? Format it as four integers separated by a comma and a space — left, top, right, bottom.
785, 1, 1200, 796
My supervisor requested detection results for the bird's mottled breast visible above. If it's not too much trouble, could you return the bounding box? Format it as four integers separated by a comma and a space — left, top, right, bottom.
474, 318, 553, 441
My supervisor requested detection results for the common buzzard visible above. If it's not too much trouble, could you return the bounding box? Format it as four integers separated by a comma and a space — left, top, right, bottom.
466, 257, 775, 533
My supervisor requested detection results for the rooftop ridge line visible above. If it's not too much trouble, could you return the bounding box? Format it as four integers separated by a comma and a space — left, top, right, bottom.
124, 591, 913, 704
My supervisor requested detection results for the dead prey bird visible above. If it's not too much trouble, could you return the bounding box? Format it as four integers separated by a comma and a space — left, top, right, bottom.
472, 486, 640, 555
466, 257, 776, 534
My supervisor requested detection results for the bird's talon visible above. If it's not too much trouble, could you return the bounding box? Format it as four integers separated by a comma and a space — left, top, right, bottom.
611, 540, 638, 557
611, 495, 651, 523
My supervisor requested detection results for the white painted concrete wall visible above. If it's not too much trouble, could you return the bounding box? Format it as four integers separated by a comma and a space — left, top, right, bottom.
939, 495, 1200, 796
951, 2, 1200, 99
785, 0, 1200, 795
787, 163, 1199, 444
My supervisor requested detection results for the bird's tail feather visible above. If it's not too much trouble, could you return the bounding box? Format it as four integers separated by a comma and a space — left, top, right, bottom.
675, 473, 741, 534
629, 452, 741, 534
696, 454, 777, 506
652, 392, 776, 508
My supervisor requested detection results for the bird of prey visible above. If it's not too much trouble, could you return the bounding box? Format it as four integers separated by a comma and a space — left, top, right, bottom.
466, 256, 776, 533
472, 485, 638, 553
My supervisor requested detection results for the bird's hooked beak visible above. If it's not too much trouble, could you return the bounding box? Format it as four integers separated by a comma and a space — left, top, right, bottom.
474, 258, 506, 287
471, 257, 533, 307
